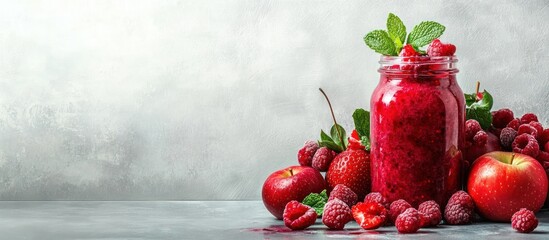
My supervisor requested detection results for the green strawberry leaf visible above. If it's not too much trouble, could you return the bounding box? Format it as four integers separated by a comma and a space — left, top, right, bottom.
364, 30, 397, 56
465, 90, 494, 130
330, 124, 347, 149
407, 21, 445, 48
302, 190, 328, 216
319, 129, 345, 153
387, 13, 406, 47
352, 109, 370, 139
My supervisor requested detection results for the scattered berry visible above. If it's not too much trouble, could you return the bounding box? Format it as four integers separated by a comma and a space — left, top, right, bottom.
521, 113, 538, 124
418, 200, 442, 227
283, 201, 318, 230
500, 127, 518, 150
465, 119, 482, 142
352, 202, 388, 230
399, 44, 419, 57
312, 147, 337, 172
492, 108, 514, 129
444, 191, 474, 225
512, 133, 540, 158
473, 131, 488, 146
427, 39, 456, 56
395, 208, 421, 233
511, 208, 538, 233
389, 199, 412, 223
322, 198, 353, 230
328, 184, 358, 208
298, 141, 319, 167
518, 124, 538, 139
507, 118, 521, 131
364, 192, 390, 210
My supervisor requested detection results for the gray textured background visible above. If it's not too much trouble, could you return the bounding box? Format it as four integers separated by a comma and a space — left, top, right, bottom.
0, 0, 547, 200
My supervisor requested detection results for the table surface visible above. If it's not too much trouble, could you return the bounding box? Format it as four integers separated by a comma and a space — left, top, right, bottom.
0, 201, 547, 239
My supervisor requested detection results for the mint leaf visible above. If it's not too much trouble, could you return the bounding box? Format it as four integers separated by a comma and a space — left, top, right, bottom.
364, 30, 397, 56
465, 90, 494, 130
330, 124, 347, 150
387, 13, 406, 48
352, 109, 370, 138
407, 21, 445, 48
319, 129, 345, 153
302, 190, 328, 216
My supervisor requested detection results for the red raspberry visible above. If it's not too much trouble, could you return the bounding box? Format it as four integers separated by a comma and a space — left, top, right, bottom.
538, 129, 549, 148
489, 127, 502, 139
322, 198, 353, 230
364, 192, 390, 210
507, 118, 521, 131
512, 133, 540, 158
546, 142, 549, 152
444, 191, 474, 225
491, 108, 514, 128
389, 199, 412, 223
283, 201, 318, 230
399, 44, 419, 57
312, 147, 336, 172
465, 119, 482, 142
418, 200, 442, 227
530, 122, 543, 136
518, 124, 538, 138
352, 202, 388, 230
521, 113, 538, 124
473, 131, 488, 146
500, 127, 518, 150
511, 208, 538, 233
537, 151, 549, 163
297, 141, 319, 166
427, 39, 456, 57
395, 208, 421, 233
328, 184, 358, 208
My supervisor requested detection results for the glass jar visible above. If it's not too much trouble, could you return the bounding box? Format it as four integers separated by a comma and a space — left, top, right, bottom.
370, 56, 465, 207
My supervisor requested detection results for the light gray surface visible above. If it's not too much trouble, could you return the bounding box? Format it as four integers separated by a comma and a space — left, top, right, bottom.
0, 201, 547, 240
0, 1, 548, 200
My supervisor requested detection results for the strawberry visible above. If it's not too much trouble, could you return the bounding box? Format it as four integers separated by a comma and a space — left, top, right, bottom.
326, 146, 371, 200
352, 202, 388, 230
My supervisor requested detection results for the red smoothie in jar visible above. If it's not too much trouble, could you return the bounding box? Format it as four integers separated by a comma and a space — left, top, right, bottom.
370, 56, 464, 207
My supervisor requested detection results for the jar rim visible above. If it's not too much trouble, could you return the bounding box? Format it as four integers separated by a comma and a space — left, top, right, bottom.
378, 55, 458, 75
379, 55, 458, 65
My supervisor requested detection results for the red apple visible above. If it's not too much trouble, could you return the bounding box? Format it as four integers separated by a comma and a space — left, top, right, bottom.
262, 165, 326, 219
467, 151, 548, 222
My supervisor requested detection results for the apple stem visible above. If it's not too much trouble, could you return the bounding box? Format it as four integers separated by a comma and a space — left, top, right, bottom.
319, 88, 345, 150
289, 168, 294, 176
475, 81, 481, 101
510, 153, 515, 165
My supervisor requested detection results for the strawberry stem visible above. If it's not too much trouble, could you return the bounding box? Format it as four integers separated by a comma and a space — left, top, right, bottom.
319, 88, 345, 150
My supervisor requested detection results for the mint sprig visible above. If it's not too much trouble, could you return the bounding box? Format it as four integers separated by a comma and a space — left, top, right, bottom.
302, 190, 328, 216
319, 124, 347, 153
465, 90, 493, 130
364, 13, 446, 56
352, 108, 371, 151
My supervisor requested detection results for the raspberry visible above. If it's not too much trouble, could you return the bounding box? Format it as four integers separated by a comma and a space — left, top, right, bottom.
465, 119, 482, 142
530, 122, 543, 135
297, 141, 319, 166
546, 142, 549, 152
507, 118, 521, 131
511, 208, 538, 233
500, 127, 518, 150
389, 199, 412, 223
491, 108, 515, 128
312, 147, 336, 172
537, 151, 549, 163
328, 184, 358, 208
364, 192, 390, 210
283, 201, 318, 230
473, 131, 488, 146
512, 133, 540, 158
489, 127, 502, 139
444, 191, 474, 225
395, 208, 421, 233
427, 39, 456, 56
521, 113, 538, 124
539, 129, 549, 148
399, 44, 419, 57
322, 198, 353, 230
418, 200, 442, 227
518, 124, 538, 138
352, 202, 388, 230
